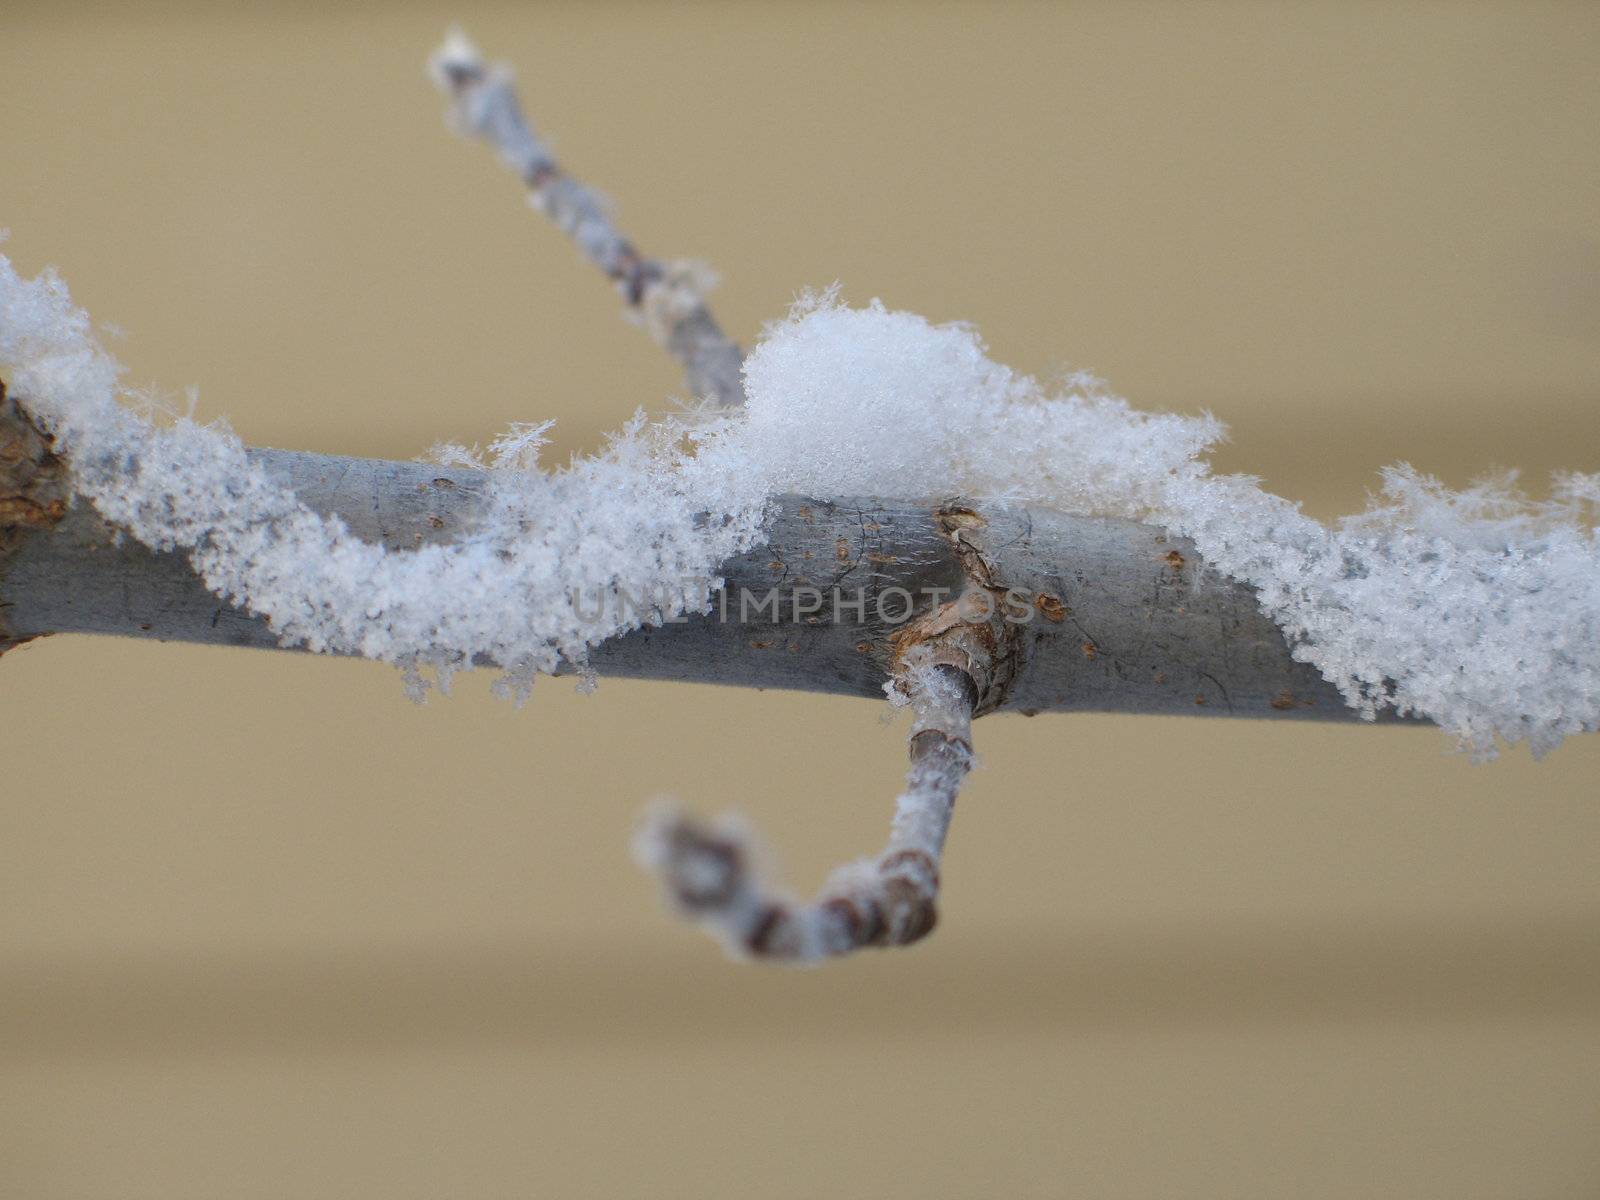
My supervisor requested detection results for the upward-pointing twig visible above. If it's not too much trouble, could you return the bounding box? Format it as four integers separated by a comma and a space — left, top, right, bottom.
429, 30, 747, 408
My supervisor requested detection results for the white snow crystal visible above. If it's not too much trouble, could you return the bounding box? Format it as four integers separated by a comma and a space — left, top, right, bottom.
0, 254, 770, 701
727, 294, 1600, 758
2, 251, 1596, 756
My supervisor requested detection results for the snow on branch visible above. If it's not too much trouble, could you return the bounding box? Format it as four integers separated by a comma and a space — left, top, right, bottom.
429, 29, 746, 408
2, 251, 1598, 757
5, 260, 1599, 965
0, 252, 770, 703
733, 299, 1600, 758
3, 31, 1599, 962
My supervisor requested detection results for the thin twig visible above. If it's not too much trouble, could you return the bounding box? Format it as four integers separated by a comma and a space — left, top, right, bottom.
634, 663, 977, 962
429, 30, 746, 407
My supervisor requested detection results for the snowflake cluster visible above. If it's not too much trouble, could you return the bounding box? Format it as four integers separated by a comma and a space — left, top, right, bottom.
3, 252, 1597, 755
0, 253, 770, 702
732, 293, 1600, 757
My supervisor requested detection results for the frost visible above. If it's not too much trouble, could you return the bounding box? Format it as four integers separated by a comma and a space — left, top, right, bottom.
733, 294, 1223, 516
0, 254, 771, 699
729, 296, 1600, 759
2, 251, 1596, 755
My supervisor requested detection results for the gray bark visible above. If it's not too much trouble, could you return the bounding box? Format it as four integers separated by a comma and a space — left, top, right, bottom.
0, 445, 1380, 723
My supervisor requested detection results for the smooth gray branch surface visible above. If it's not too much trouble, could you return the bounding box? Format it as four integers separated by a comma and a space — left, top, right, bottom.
0, 444, 1380, 723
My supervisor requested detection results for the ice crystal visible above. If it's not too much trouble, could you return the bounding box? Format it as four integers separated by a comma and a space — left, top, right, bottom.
0, 255, 770, 700
3, 252, 1596, 754
730, 296, 1600, 757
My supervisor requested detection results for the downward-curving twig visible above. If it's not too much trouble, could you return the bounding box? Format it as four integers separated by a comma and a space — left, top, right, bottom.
428, 30, 746, 407
635, 662, 977, 962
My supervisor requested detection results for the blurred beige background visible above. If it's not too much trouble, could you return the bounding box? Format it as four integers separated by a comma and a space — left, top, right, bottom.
3, 2, 1599, 1197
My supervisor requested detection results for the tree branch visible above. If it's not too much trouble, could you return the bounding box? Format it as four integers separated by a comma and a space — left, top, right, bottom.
0, 380, 1405, 966
429, 30, 746, 407
0, 432, 1379, 724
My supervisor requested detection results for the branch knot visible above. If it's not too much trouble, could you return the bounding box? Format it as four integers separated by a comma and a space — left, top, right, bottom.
1, 380, 71, 653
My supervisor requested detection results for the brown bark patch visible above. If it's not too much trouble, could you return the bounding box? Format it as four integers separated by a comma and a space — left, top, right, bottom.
1034, 592, 1067, 622
1, 380, 73, 655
